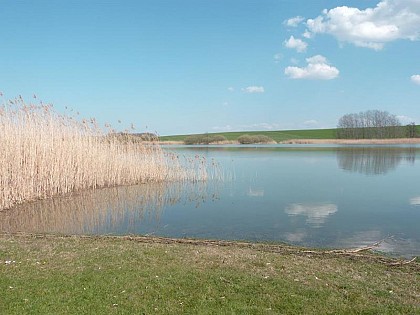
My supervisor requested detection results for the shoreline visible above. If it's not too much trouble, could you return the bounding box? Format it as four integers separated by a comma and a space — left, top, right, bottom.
2, 232, 418, 267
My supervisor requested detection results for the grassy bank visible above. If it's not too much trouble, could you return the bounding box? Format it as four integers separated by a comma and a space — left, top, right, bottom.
1, 234, 419, 314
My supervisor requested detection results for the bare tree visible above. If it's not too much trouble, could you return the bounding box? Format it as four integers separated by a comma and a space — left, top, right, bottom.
337, 110, 405, 139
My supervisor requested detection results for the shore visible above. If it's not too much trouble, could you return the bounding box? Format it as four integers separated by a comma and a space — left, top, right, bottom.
1, 233, 419, 314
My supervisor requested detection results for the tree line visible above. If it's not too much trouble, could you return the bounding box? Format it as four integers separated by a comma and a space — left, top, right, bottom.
337, 110, 417, 139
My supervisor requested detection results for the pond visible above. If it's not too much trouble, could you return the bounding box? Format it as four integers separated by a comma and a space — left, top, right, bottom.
1, 144, 420, 258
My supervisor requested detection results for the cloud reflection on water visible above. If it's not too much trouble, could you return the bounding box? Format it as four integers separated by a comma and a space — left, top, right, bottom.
285, 203, 337, 227
409, 196, 420, 206
247, 187, 265, 197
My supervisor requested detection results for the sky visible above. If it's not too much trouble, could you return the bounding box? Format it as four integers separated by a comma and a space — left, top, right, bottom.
0, 0, 419, 136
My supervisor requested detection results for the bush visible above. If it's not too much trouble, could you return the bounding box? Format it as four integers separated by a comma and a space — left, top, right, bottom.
184, 134, 227, 145
237, 135, 275, 144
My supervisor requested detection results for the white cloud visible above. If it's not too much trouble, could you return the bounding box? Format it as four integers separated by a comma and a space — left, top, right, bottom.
284, 36, 308, 53
411, 74, 420, 85
284, 16, 305, 27
303, 30, 312, 39
284, 55, 339, 80
285, 203, 337, 226
227, 87, 235, 92
305, 0, 420, 50
303, 120, 319, 128
242, 86, 265, 93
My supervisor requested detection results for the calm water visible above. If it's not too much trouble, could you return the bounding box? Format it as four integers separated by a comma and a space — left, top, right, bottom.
2, 144, 420, 258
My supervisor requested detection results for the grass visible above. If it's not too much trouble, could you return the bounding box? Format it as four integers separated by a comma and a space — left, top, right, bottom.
0, 96, 208, 211
1, 234, 419, 314
159, 126, 420, 143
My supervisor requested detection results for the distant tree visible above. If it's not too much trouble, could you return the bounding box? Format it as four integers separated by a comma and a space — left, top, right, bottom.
337, 110, 404, 139
405, 123, 417, 138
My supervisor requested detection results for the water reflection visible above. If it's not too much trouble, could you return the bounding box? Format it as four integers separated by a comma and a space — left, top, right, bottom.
336, 147, 416, 175
284, 230, 306, 243
247, 187, 265, 197
337, 231, 420, 258
0, 182, 215, 235
410, 196, 420, 206
2, 145, 420, 258
285, 203, 337, 227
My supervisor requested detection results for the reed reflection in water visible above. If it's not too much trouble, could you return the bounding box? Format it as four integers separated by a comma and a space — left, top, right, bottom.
0, 181, 217, 235
336, 147, 416, 175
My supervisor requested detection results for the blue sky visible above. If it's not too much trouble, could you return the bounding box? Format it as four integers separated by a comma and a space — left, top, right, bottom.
1, 0, 419, 135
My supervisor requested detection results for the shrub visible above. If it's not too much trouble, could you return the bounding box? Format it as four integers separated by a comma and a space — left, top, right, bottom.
184, 134, 227, 145
237, 134, 275, 144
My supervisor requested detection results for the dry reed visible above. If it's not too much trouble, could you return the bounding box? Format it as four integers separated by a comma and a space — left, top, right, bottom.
0, 96, 210, 211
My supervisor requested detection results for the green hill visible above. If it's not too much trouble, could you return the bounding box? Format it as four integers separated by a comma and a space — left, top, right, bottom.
159, 128, 337, 143
159, 125, 420, 143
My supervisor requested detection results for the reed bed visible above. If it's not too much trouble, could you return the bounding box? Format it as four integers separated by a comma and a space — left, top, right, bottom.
0, 96, 209, 211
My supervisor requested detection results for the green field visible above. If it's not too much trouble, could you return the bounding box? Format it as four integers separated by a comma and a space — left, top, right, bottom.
1, 234, 419, 314
159, 128, 338, 143
160, 125, 420, 143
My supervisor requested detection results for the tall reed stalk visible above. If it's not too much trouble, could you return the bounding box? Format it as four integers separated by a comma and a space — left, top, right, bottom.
0, 96, 208, 210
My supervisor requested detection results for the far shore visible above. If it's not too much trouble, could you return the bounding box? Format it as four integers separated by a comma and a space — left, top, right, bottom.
158, 138, 420, 145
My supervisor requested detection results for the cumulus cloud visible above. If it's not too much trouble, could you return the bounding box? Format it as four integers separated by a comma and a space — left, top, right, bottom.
305, 0, 420, 50
411, 74, 420, 85
242, 86, 265, 93
284, 55, 339, 80
284, 36, 308, 53
227, 87, 235, 92
284, 16, 305, 27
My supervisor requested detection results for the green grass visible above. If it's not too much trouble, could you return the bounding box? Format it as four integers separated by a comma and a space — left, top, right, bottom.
160, 128, 338, 143
160, 125, 420, 143
1, 234, 419, 314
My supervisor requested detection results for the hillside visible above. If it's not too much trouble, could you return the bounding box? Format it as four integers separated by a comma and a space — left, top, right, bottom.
159, 128, 337, 143
159, 125, 420, 143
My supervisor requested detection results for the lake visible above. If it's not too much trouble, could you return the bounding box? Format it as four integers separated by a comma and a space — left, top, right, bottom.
1, 144, 420, 258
